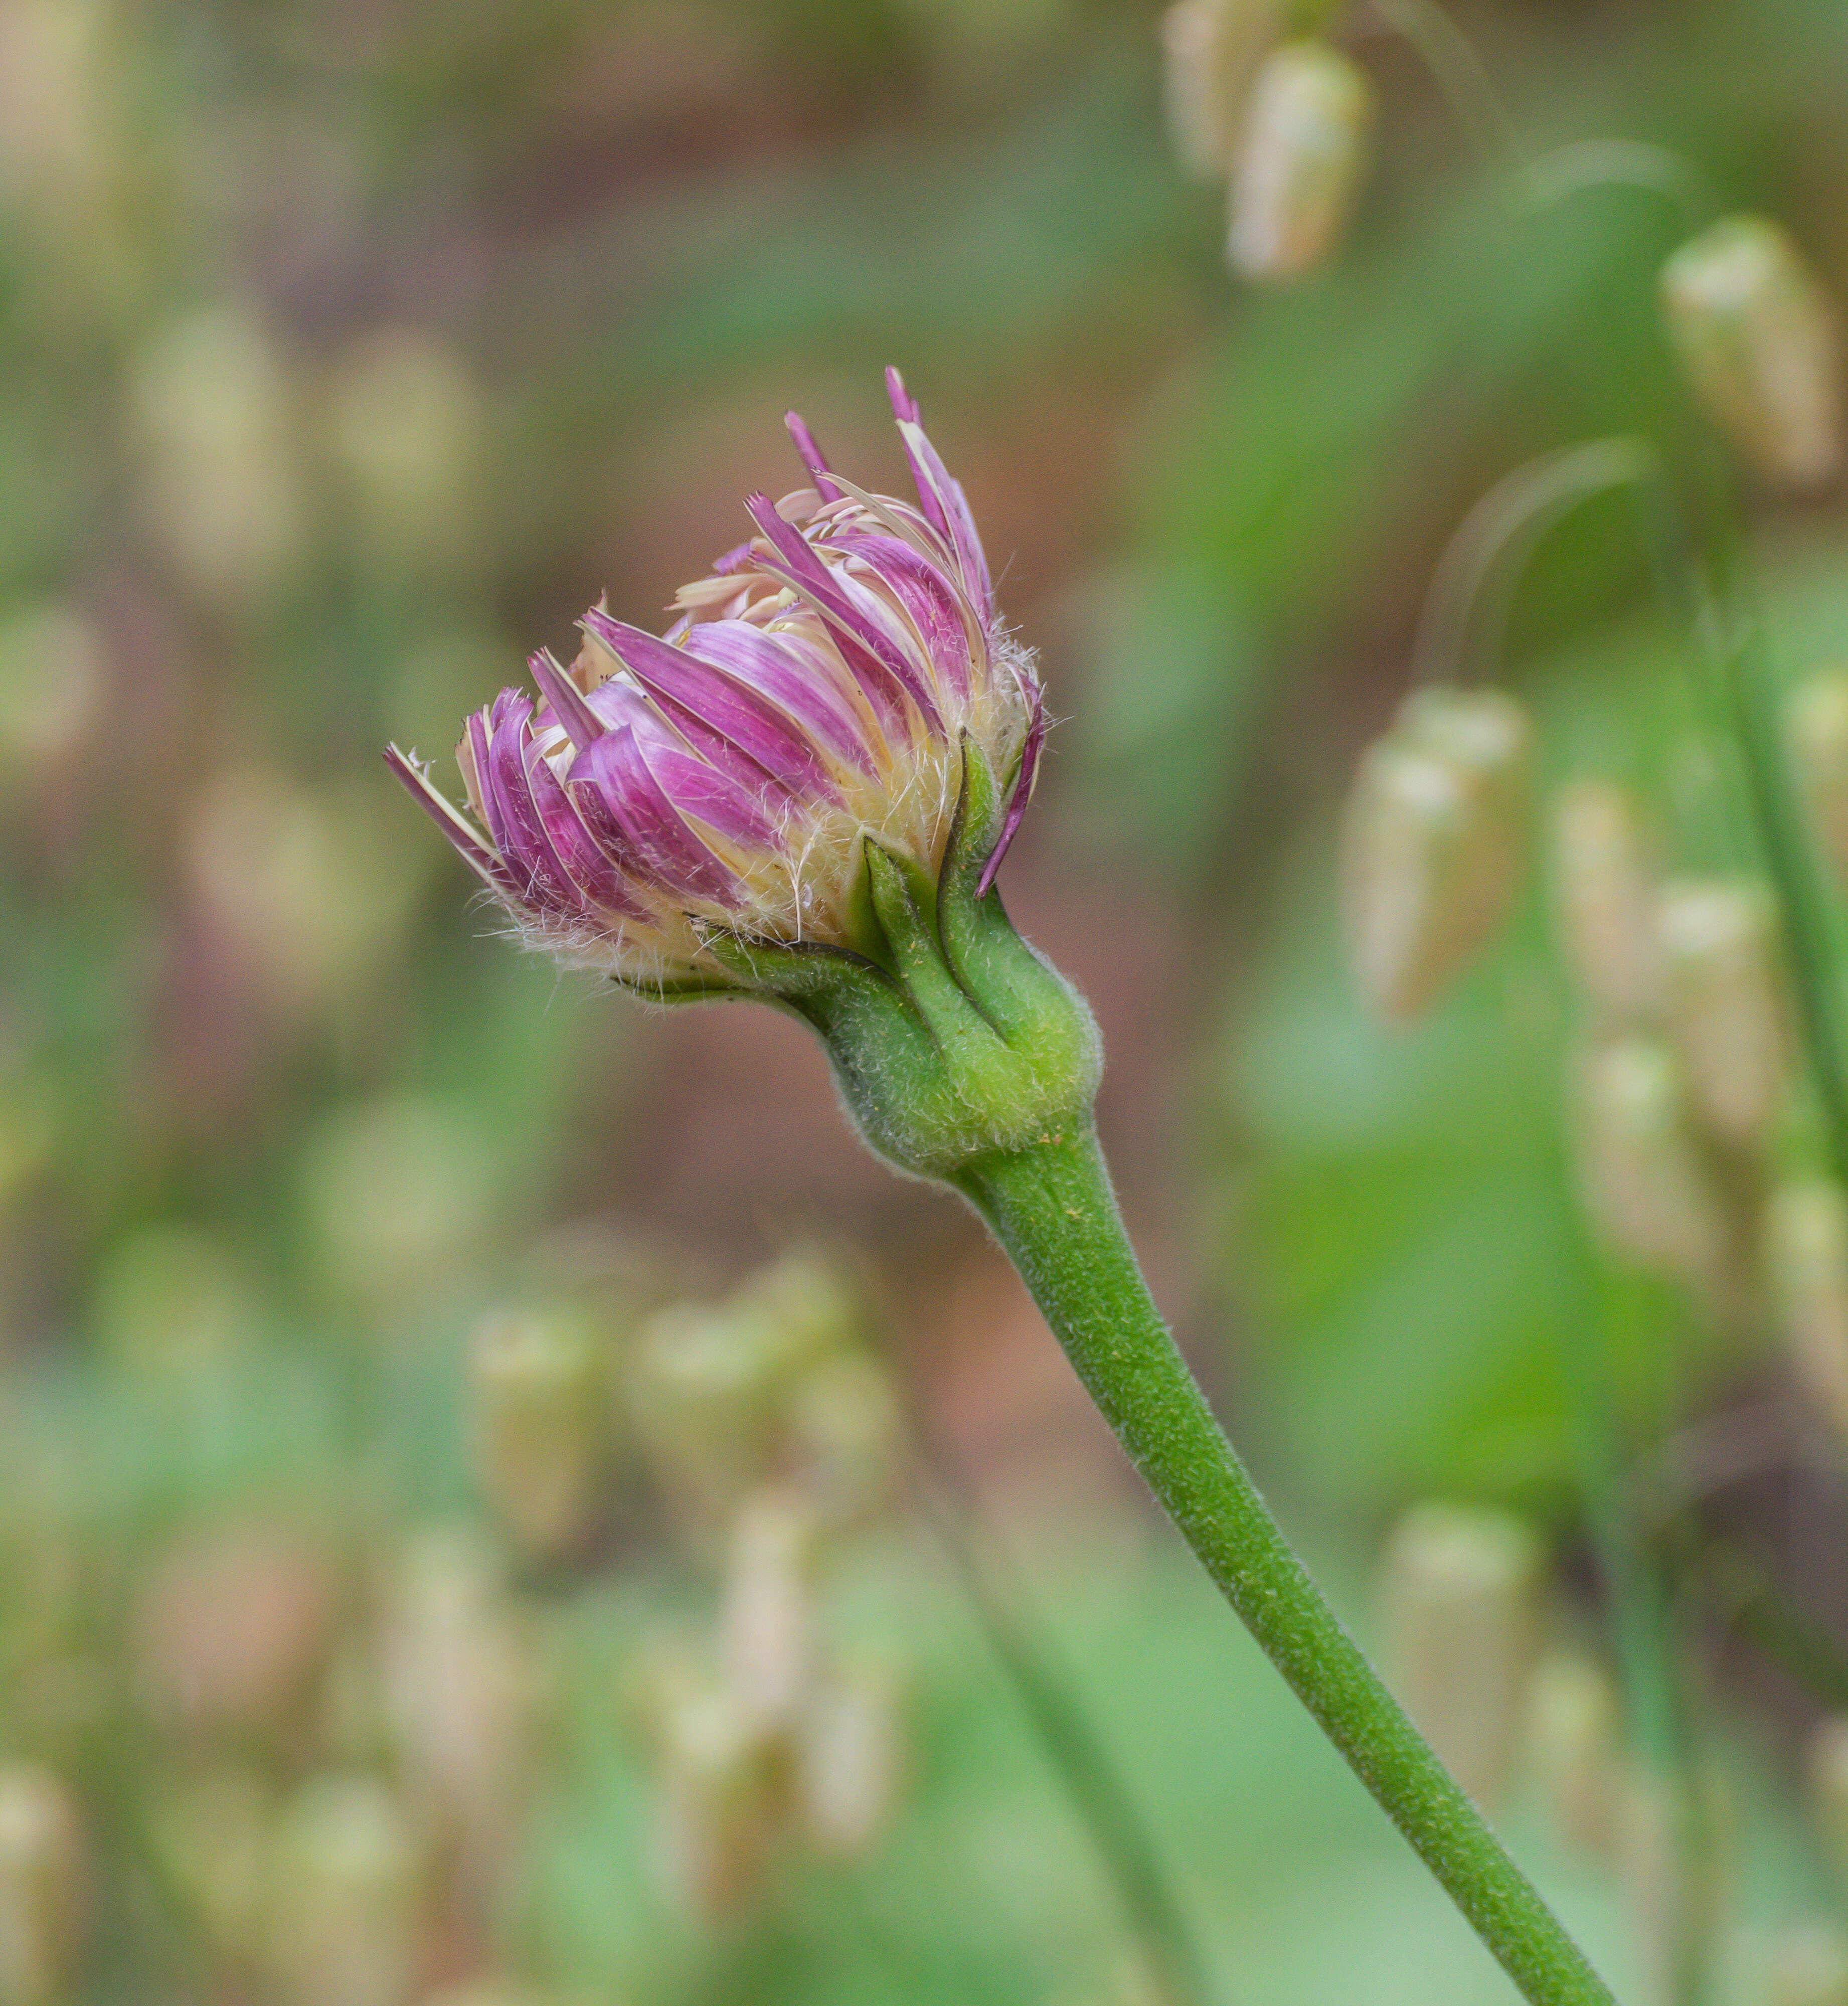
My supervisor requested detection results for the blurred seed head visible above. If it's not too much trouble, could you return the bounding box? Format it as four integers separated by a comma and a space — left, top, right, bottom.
1522, 1648, 1621, 1859
134, 1521, 337, 1738
0, 1765, 83, 2006
1660, 216, 1842, 492
1786, 667, 1848, 889
646, 1668, 784, 1918
1159, 0, 1281, 180
1340, 686, 1532, 1021
0, 604, 106, 788
1763, 1925, 1848, 2006
185, 766, 422, 1020
1228, 41, 1373, 282
1573, 1036, 1728, 1295
1765, 1180, 1848, 1439
469, 1306, 610, 1561
721, 1488, 817, 1736
1379, 1501, 1545, 1808
1550, 779, 1661, 1025
127, 305, 307, 611
1806, 1715, 1848, 1889
298, 1095, 496, 1312
324, 329, 485, 578
1656, 877, 1787, 1149
265, 1775, 424, 2006
796, 1657, 906, 1860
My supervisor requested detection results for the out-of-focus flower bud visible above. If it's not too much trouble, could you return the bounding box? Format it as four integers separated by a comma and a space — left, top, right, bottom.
647, 1672, 784, 1917
1522, 1648, 1621, 1859
469, 1307, 609, 1560
185, 768, 422, 1020
324, 329, 484, 577
1806, 1715, 1848, 1889
1573, 1037, 1728, 1294
0, 1765, 84, 2006
1786, 667, 1848, 889
1764, 1925, 1848, 2006
264, 1776, 423, 2006
298, 1095, 496, 1312
1656, 878, 1787, 1148
1551, 780, 1660, 1024
797, 1659, 905, 1860
1228, 41, 1373, 282
1766, 1180, 1848, 1439
784, 1350, 903, 1528
1159, 0, 1281, 180
0, 604, 105, 790
730, 1249, 862, 1370
721, 1490, 816, 1735
148, 1767, 274, 1964
91, 1223, 258, 1373
127, 306, 307, 611
378, 1531, 531, 1885
0, 0, 111, 227
1660, 217, 1841, 492
134, 1521, 337, 1738
1379, 1502, 1545, 1808
1341, 686, 1532, 1021
1616, 1763, 1730, 2006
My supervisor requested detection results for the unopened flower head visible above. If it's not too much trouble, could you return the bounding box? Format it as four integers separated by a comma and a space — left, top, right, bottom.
388, 371, 1043, 995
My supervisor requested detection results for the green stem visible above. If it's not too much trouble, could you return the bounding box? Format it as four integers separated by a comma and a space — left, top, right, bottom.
918, 1477, 1215, 2006
954, 1127, 1617, 2006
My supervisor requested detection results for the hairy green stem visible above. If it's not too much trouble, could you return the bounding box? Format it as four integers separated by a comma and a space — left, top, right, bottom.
954, 1127, 1617, 2006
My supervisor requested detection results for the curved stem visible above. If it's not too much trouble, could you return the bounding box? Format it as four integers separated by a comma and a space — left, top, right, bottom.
954, 1127, 1618, 2006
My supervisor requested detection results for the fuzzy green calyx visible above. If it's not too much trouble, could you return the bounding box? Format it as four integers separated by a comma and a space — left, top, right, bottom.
697, 741, 1101, 1183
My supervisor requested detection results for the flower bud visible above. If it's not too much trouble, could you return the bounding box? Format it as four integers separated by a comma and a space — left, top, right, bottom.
1806, 1714, 1848, 1889
1786, 667, 1848, 888
1573, 1037, 1727, 1292
1550, 780, 1660, 1024
1228, 41, 1373, 281
469, 1305, 609, 1560
1660, 216, 1842, 491
1522, 1648, 1621, 1859
1763, 1925, 1848, 2006
1616, 1763, 1729, 2006
0, 1765, 84, 2006
1159, 0, 1281, 180
147, 1766, 274, 1963
648, 1674, 784, 1917
1766, 1180, 1848, 1439
784, 1350, 903, 1528
1340, 686, 1532, 1021
1656, 878, 1788, 1148
720, 1489, 816, 1736
1378, 1502, 1545, 1808
264, 1775, 423, 2006
797, 1659, 905, 1860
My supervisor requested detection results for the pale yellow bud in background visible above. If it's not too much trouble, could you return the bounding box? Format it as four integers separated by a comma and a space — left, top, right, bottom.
1573, 1037, 1728, 1294
0, 1765, 84, 2006
648, 1674, 784, 1917
720, 1489, 817, 1735
1785, 667, 1848, 888
1765, 1180, 1848, 1439
469, 1306, 610, 1561
128, 306, 307, 610
1805, 1715, 1848, 1890
1228, 41, 1373, 281
784, 1349, 903, 1528
1341, 686, 1532, 1021
797, 1658, 906, 1860
1616, 1764, 1729, 2006
0, 604, 105, 785
1657, 878, 1787, 1148
264, 1775, 423, 2006
1551, 780, 1661, 1024
1379, 1502, 1545, 1808
1159, 0, 1281, 180
1763, 1925, 1848, 2006
1661, 216, 1842, 492
1522, 1648, 1621, 1858
147, 1767, 274, 1963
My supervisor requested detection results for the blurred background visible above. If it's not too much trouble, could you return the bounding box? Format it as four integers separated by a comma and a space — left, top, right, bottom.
5, 0, 1848, 2000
